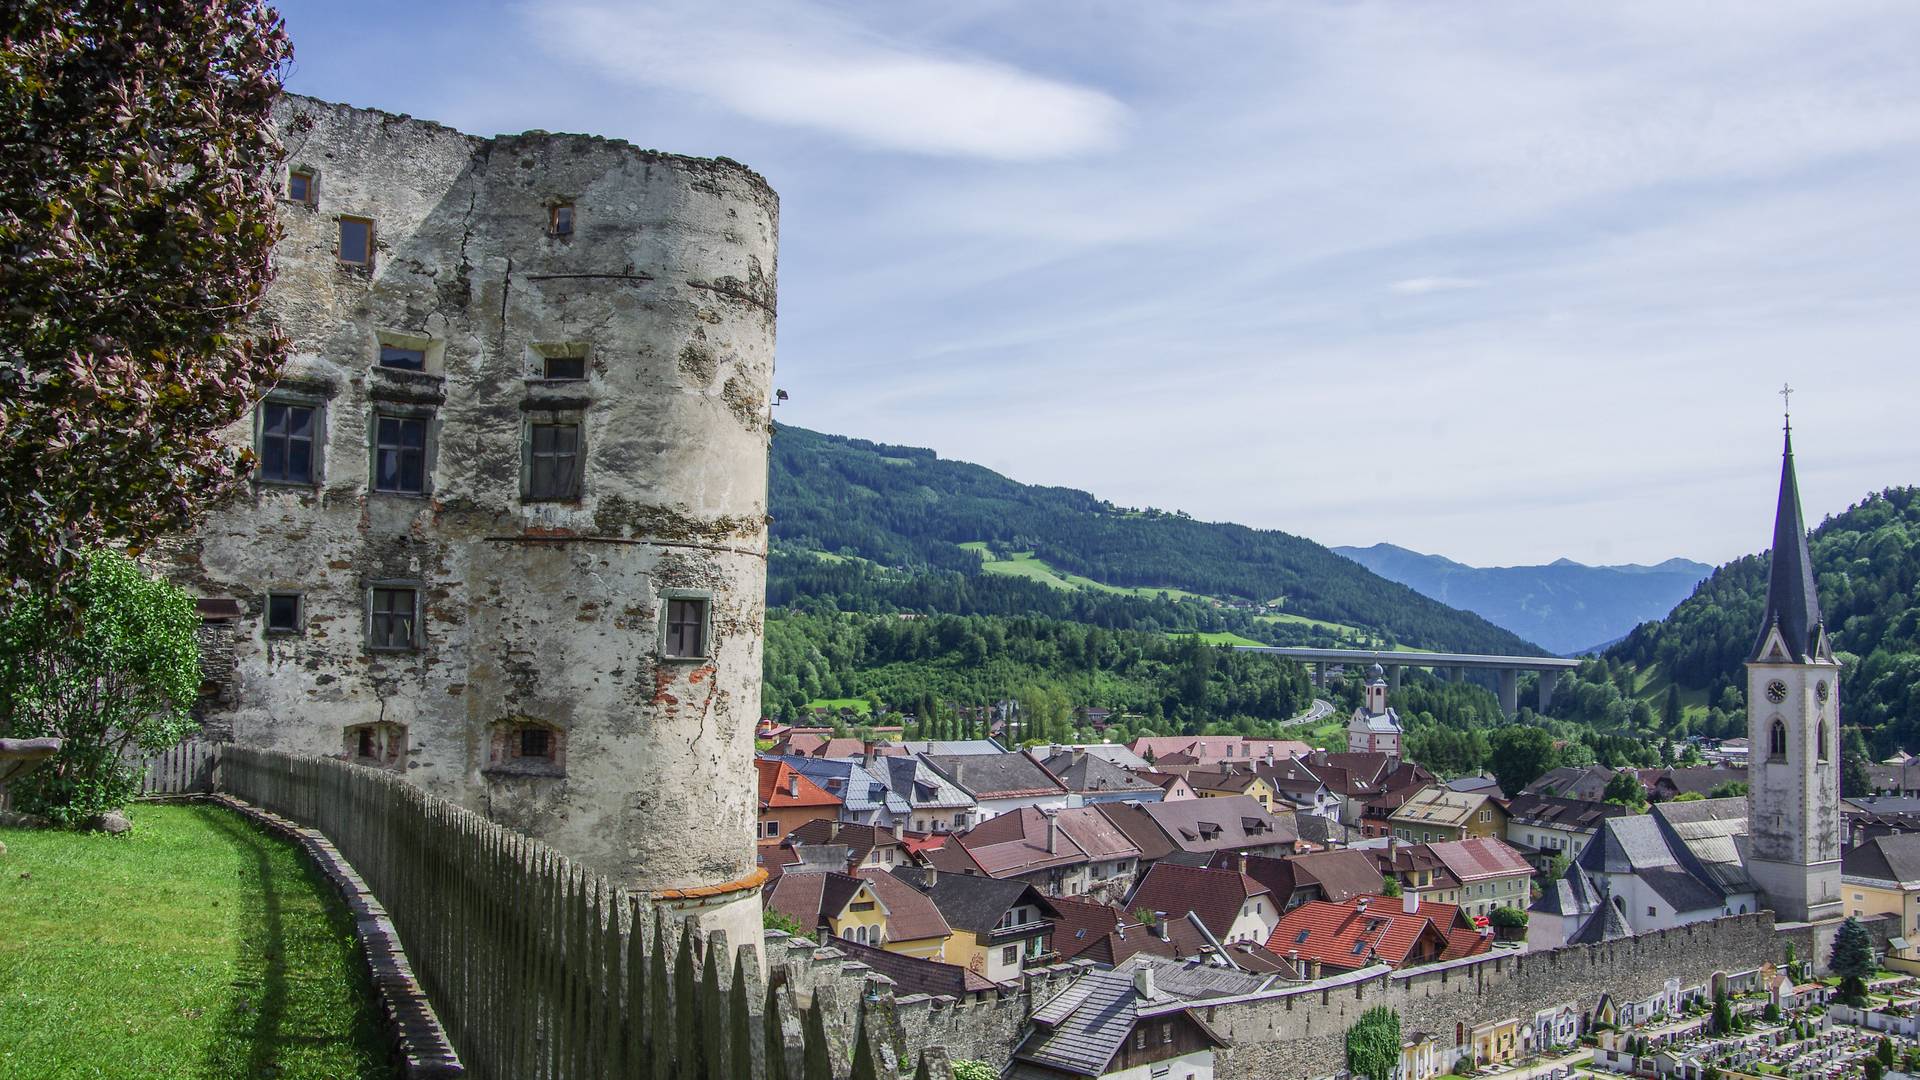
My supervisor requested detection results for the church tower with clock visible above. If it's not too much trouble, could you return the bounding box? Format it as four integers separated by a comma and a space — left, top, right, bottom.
1745, 404, 1844, 925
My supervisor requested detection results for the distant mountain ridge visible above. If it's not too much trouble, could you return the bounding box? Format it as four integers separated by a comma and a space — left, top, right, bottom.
769, 426, 1544, 656
1333, 543, 1711, 655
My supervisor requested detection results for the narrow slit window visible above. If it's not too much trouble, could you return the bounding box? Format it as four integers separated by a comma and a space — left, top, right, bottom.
265, 593, 302, 634
373, 414, 428, 493
663, 596, 709, 659
258, 402, 317, 484
526, 422, 582, 501
379, 345, 426, 370
338, 217, 373, 267
549, 203, 574, 236
288, 169, 315, 205
369, 587, 418, 651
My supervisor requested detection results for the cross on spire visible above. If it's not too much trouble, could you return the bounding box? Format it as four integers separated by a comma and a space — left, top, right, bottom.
1780, 383, 1794, 434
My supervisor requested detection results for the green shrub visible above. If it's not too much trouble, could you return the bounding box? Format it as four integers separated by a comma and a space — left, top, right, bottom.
952, 1062, 997, 1080
0, 550, 199, 824
1489, 906, 1528, 929
763, 907, 813, 941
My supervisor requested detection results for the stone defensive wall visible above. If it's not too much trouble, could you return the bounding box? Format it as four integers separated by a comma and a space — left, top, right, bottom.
1207, 915, 1786, 1079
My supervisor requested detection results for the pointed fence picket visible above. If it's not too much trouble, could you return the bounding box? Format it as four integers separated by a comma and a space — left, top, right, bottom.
206, 746, 953, 1080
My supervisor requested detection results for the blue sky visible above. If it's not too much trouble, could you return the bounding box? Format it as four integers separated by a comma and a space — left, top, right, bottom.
275, 1, 1920, 568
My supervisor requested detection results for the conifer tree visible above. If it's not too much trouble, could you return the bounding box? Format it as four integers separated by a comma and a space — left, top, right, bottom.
1831, 916, 1876, 1006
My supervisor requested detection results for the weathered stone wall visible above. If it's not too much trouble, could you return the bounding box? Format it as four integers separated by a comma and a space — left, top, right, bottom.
159, 95, 777, 899
1208, 914, 1786, 1080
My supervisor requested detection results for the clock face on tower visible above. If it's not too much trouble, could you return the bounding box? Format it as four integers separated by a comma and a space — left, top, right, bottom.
1817, 681, 1830, 704
1766, 680, 1789, 704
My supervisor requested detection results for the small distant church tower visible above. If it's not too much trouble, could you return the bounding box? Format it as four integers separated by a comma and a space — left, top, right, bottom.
1745, 399, 1843, 925
1348, 663, 1404, 755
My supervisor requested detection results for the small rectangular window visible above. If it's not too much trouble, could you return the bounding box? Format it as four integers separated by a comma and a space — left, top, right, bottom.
1134, 1030, 1147, 1051
258, 402, 317, 484
663, 596, 709, 659
520, 727, 552, 759
265, 593, 302, 634
379, 345, 426, 371
550, 203, 574, 236
1002, 945, 1019, 967
338, 217, 373, 267
1160, 1021, 1173, 1044
373, 414, 428, 493
544, 354, 587, 380
357, 727, 377, 758
369, 586, 418, 651
288, 169, 314, 205
526, 422, 582, 501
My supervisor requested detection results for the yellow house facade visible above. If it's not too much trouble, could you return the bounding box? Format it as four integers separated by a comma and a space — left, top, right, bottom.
1841, 832, 1920, 973
1189, 770, 1278, 813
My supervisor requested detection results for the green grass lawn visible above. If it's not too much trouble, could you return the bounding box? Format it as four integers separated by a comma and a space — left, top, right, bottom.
805, 697, 874, 716
1186, 631, 1269, 648
962, 543, 1210, 601
0, 803, 394, 1080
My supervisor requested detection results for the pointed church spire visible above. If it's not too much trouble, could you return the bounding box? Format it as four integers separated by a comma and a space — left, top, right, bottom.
1750, 408, 1823, 663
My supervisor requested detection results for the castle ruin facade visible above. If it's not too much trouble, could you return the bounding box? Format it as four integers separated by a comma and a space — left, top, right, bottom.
163, 95, 776, 941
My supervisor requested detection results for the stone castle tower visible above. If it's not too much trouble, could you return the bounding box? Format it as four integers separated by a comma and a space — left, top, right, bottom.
165, 96, 777, 942
1744, 423, 1843, 924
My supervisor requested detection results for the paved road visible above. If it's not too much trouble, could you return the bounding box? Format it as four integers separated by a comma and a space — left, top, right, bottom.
1281, 698, 1335, 729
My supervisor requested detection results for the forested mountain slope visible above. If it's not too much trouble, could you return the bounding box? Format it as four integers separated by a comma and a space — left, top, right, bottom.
1335, 543, 1710, 655
1542, 488, 1919, 754
770, 426, 1541, 656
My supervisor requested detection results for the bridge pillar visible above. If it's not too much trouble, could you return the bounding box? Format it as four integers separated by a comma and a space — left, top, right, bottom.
1498, 669, 1519, 717
1388, 665, 1402, 692
1452, 667, 1465, 683
1538, 670, 1561, 713
1314, 661, 1326, 688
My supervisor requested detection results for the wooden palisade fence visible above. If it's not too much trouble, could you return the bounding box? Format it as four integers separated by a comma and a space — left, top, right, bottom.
198, 746, 959, 1080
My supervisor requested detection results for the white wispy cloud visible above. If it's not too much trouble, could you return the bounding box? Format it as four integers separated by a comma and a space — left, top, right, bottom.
523, 0, 1127, 160
275, 0, 1920, 565
1389, 277, 1484, 295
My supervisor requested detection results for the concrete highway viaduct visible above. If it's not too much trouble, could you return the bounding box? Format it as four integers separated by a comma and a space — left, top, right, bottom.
1233, 646, 1583, 717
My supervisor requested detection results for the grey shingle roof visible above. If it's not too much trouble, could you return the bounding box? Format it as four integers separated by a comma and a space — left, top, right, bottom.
1844, 832, 1920, 884
1038, 750, 1162, 796
1569, 900, 1634, 944
778, 756, 907, 816
894, 868, 1057, 936
924, 752, 1068, 800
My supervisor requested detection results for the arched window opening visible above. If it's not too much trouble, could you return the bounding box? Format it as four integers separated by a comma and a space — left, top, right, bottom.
1770, 719, 1789, 761
1817, 720, 1830, 762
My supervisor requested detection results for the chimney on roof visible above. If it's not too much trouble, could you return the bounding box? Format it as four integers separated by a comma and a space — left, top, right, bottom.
893, 821, 904, 842
1046, 814, 1058, 854
1133, 965, 1157, 1001
1403, 889, 1418, 915
1356, 897, 1370, 913
828, 820, 841, 840
788, 773, 800, 798
1155, 915, 1170, 941
1237, 853, 1248, 875
1308, 957, 1323, 981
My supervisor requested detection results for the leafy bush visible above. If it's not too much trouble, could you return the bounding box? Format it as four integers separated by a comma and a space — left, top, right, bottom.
763, 906, 813, 942
1489, 906, 1528, 929
1346, 1005, 1402, 1080
0, 550, 199, 823
952, 1062, 997, 1080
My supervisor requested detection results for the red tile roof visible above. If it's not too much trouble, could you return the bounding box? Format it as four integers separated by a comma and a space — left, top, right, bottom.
854, 869, 951, 942
1264, 894, 1489, 972
1425, 837, 1532, 883
757, 758, 843, 810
